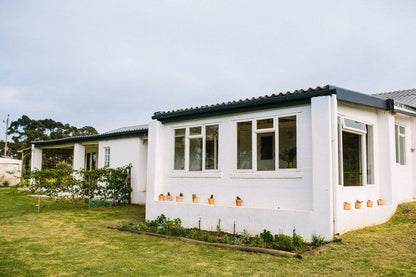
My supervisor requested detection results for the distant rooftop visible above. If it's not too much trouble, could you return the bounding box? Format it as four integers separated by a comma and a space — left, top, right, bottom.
102, 124, 148, 135
374, 89, 416, 108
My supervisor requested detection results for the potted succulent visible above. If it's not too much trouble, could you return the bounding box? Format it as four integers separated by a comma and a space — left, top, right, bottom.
355, 200, 362, 209
208, 194, 215, 205
176, 192, 183, 202
192, 194, 199, 203
166, 192, 173, 201
159, 194, 165, 201
367, 200, 373, 208
236, 196, 243, 206
344, 202, 351, 210
377, 199, 384, 206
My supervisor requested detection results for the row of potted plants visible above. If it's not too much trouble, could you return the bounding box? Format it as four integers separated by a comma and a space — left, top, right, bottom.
159, 193, 244, 206
344, 199, 384, 210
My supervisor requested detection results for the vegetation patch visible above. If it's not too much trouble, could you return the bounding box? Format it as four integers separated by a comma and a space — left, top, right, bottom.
120, 214, 327, 255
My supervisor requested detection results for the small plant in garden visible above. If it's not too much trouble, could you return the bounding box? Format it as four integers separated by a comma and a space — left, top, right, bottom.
208, 194, 215, 205
236, 196, 243, 206
292, 232, 305, 251
2, 180, 10, 187
179, 192, 183, 197
260, 229, 273, 243
274, 234, 294, 251
192, 194, 199, 203
216, 218, 222, 232
311, 233, 325, 247
221, 234, 231, 244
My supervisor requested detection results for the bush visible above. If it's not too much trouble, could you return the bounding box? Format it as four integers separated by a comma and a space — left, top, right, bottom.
311, 233, 325, 247
260, 229, 273, 243
2, 180, 10, 187
273, 234, 293, 251
221, 234, 231, 244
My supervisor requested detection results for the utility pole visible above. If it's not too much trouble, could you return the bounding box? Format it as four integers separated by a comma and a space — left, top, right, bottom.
3, 114, 9, 157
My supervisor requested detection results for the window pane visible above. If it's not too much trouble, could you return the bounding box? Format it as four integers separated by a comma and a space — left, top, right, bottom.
257, 118, 273, 129
190, 127, 202, 136
344, 118, 366, 132
92, 152, 97, 170
366, 125, 374, 184
395, 125, 399, 163
279, 116, 297, 169
104, 147, 110, 167
343, 132, 362, 186
400, 126, 405, 135
86, 153, 91, 170
399, 136, 406, 165
257, 132, 275, 170
189, 138, 202, 171
237, 121, 252, 169
205, 125, 219, 170
174, 129, 185, 170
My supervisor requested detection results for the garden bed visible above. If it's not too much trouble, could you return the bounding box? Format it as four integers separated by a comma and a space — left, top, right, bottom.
114, 214, 335, 258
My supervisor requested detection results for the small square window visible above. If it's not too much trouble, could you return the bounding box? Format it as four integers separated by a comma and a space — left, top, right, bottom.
189, 127, 202, 136
257, 118, 273, 129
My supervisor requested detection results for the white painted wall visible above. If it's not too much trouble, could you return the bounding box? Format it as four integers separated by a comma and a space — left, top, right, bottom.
147, 96, 336, 241
0, 157, 21, 186
98, 137, 148, 204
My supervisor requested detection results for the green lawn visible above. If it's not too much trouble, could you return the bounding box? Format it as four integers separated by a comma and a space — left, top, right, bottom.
1, 187, 415, 276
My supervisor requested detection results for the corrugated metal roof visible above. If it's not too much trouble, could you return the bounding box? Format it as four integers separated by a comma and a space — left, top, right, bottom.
153, 85, 330, 117
374, 89, 416, 108
32, 124, 148, 147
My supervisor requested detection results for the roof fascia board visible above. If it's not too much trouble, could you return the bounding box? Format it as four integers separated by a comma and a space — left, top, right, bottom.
333, 86, 392, 110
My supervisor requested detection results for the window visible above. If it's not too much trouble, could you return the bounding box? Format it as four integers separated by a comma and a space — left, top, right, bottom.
85, 152, 97, 171
174, 129, 185, 170
236, 115, 297, 171
395, 124, 406, 165
104, 147, 110, 167
338, 117, 374, 186
173, 124, 219, 171
237, 121, 252, 169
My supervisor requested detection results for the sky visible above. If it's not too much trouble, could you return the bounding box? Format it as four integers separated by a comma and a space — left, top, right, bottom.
1, 0, 415, 138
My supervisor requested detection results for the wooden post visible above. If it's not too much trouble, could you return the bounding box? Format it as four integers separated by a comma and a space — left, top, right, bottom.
37, 195, 40, 213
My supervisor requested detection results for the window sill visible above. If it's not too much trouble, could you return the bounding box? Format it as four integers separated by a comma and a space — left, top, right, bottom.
231, 170, 302, 179
169, 171, 223, 178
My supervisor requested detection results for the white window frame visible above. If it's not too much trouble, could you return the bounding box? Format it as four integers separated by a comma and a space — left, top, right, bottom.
338, 116, 375, 187
395, 123, 406, 166
104, 147, 110, 167
235, 113, 299, 173
172, 123, 221, 173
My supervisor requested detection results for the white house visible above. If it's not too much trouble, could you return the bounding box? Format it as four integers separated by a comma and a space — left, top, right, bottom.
145, 85, 416, 241
0, 157, 22, 186
31, 125, 148, 204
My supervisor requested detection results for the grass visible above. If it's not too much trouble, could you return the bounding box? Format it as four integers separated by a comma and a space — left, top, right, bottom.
0, 187, 415, 276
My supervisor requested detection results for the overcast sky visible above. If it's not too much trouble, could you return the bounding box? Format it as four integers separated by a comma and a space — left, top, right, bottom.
1, 0, 415, 137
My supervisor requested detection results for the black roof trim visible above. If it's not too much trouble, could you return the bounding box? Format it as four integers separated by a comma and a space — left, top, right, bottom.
152, 85, 396, 123
32, 128, 148, 147
153, 86, 336, 123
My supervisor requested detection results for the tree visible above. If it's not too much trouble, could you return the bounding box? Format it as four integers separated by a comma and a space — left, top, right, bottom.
1, 115, 98, 170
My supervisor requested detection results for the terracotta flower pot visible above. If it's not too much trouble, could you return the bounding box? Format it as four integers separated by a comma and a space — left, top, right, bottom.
159, 195, 165, 201
344, 202, 351, 210
192, 197, 199, 203
377, 199, 384, 206
355, 202, 362, 209
167, 195, 173, 201
236, 199, 243, 206
176, 196, 183, 202
208, 198, 215, 205
367, 200, 373, 208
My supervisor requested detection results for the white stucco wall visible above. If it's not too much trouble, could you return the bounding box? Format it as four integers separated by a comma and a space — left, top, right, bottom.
146, 96, 336, 241
98, 137, 148, 204
0, 158, 22, 186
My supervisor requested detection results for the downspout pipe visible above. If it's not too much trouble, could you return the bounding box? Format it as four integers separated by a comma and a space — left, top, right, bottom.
330, 94, 339, 237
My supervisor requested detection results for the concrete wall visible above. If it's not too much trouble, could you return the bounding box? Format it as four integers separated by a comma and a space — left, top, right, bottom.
0, 158, 21, 186
98, 137, 148, 204
146, 96, 336, 241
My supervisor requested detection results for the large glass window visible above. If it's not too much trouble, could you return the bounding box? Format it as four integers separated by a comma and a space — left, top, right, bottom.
342, 131, 362, 186
395, 124, 406, 165
279, 116, 297, 169
237, 121, 252, 169
236, 115, 297, 171
174, 129, 185, 170
173, 124, 219, 171
205, 125, 218, 170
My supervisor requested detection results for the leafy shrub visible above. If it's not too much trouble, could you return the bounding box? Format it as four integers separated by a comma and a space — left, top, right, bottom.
292, 232, 305, 250
260, 229, 273, 243
216, 218, 222, 232
311, 233, 325, 247
2, 180, 10, 187
221, 234, 231, 244
273, 234, 293, 251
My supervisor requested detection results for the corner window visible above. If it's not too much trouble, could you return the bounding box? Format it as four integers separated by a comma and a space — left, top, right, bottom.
395, 124, 406, 165
236, 115, 297, 171
173, 124, 219, 171
338, 117, 374, 186
104, 147, 110, 167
